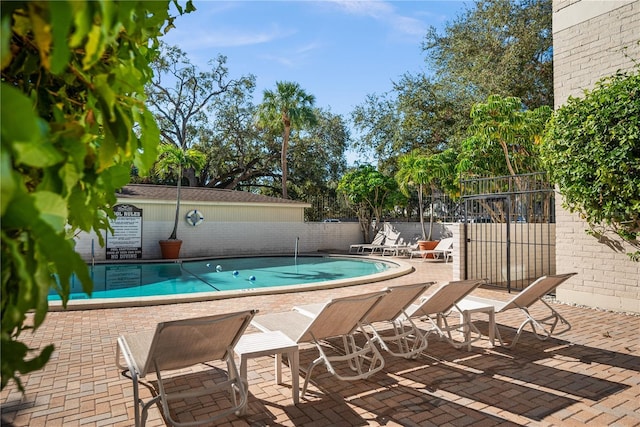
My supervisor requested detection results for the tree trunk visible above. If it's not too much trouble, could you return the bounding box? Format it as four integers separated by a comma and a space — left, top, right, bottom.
417, 184, 427, 240
169, 165, 182, 240
359, 214, 372, 243
281, 125, 291, 199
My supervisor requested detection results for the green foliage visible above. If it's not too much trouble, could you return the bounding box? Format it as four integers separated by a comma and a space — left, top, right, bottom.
395, 151, 432, 240
156, 145, 208, 182
430, 149, 461, 198
1, 0, 189, 391
542, 68, 640, 253
156, 144, 206, 240
338, 165, 403, 241
287, 108, 348, 199
352, 0, 552, 168
191, 83, 275, 190
351, 77, 470, 169
458, 95, 552, 180
423, 0, 553, 109
393, 75, 472, 153
256, 81, 317, 199
395, 150, 460, 240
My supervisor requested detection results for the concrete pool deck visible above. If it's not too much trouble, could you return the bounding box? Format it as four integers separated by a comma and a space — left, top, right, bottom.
1, 259, 639, 426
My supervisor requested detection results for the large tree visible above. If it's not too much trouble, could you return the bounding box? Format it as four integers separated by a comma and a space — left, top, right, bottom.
1, 0, 190, 390
338, 165, 404, 242
256, 81, 317, 199
143, 75, 347, 197
458, 95, 552, 181
286, 108, 348, 200
351, 0, 552, 167
351, 74, 472, 170
193, 84, 281, 190
422, 0, 553, 110
350, 92, 402, 168
146, 43, 254, 186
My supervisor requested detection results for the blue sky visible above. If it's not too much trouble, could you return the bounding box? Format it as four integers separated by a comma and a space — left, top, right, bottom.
163, 1, 469, 115
162, 1, 470, 162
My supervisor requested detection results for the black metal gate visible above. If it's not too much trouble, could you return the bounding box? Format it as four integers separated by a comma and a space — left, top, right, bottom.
461, 173, 555, 292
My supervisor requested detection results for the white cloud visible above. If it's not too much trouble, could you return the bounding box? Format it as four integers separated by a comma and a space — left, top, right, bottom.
329, 0, 395, 18
164, 24, 296, 51
259, 41, 323, 68
326, 0, 428, 37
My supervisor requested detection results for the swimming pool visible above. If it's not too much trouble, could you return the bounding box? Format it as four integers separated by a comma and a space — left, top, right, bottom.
48, 256, 412, 310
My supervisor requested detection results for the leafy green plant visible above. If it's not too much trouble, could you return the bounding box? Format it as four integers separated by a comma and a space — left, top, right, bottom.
395, 150, 457, 241
396, 151, 431, 240
338, 165, 404, 242
458, 94, 552, 181
1, 0, 192, 391
542, 67, 640, 258
456, 94, 552, 222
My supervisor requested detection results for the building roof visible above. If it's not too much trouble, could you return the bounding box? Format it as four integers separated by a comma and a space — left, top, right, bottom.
117, 184, 309, 206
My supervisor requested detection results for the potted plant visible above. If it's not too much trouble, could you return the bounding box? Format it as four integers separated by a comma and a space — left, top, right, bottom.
396, 150, 459, 255
155, 144, 207, 259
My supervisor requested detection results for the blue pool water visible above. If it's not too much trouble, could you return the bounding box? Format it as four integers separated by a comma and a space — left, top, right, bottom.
48, 256, 392, 301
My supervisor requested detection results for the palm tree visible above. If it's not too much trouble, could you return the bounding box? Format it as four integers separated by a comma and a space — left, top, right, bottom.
396, 150, 456, 241
156, 144, 207, 240
256, 81, 317, 199
396, 151, 431, 240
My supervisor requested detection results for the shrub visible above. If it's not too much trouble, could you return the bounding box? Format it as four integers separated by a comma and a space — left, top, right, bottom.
542, 67, 639, 258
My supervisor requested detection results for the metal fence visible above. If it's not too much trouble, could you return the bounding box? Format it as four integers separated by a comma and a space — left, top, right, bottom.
304, 192, 462, 223
461, 172, 556, 292
303, 194, 354, 222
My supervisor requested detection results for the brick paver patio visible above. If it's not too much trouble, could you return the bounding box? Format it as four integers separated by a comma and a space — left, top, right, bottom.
1, 259, 639, 426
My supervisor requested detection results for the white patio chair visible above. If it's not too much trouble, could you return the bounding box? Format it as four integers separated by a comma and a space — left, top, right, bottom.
294, 282, 436, 359
251, 290, 388, 398
402, 279, 486, 349
349, 230, 386, 254
409, 237, 454, 261
459, 272, 577, 348
116, 310, 256, 427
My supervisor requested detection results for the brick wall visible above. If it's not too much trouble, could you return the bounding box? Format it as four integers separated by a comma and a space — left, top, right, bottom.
553, 0, 639, 108
552, 0, 640, 313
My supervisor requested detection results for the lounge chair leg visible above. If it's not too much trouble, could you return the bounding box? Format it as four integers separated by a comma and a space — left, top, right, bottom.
301, 356, 324, 398
131, 374, 142, 427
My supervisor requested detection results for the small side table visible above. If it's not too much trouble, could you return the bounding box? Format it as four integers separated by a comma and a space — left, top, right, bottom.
234, 330, 299, 410
453, 299, 495, 351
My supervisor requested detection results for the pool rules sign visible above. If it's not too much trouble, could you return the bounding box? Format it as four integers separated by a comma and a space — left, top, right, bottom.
107, 204, 143, 260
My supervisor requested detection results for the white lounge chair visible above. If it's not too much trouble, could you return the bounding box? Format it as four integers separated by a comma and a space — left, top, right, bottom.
382, 242, 417, 257
349, 230, 386, 254
251, 290, 388, 398
294, 282, 436, 359
116, 310, 256, 427
363, 230, 403, 255
458, 272, 577, 349
402, 279, 486, 349
409, 237, 454, 262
